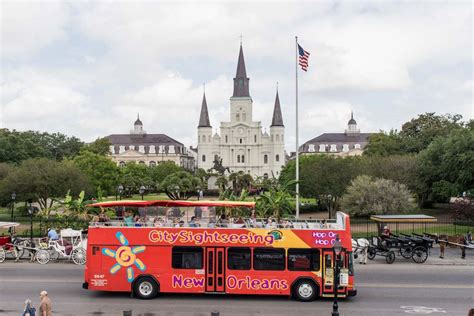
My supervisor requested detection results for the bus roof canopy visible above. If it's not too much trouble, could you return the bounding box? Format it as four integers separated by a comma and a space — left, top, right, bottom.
87, 200, 256, 208
370, 214, 437, 223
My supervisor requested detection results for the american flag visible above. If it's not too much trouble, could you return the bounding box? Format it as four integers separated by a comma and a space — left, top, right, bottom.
298, 44, 310, 72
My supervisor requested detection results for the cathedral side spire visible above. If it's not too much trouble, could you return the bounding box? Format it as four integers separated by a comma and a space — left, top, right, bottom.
232, 44, 250, 97
198, 92, 211, 127
270, 88, 284, 127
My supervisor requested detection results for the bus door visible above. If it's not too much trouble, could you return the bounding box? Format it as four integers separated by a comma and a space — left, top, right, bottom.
322, 249, 348, 296
205, 247, 225, 292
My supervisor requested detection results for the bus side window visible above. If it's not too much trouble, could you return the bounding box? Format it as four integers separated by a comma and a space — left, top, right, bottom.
311, 249, 321, 271
253, 248, 285, 271
228, 248, 251, 270
288, 249, 311, 271
325, 254, 332, 268
288, 249, 320, 271
172, 247, 203, 269
348, 252, 354, 276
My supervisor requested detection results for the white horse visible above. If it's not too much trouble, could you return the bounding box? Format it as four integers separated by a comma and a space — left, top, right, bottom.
352, 238, 370, 264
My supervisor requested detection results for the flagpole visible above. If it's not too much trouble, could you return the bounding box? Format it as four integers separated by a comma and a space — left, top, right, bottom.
295, 36, 300, 219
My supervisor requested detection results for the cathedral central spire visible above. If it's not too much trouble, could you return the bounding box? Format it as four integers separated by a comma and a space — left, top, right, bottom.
198, 92, 211, 127
232, 44, 250, 97
271, 88, 284, 127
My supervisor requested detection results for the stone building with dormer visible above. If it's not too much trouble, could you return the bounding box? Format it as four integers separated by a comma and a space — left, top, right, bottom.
106, 116, 195, 170
197, 44, 286, 178
299, 112, 373, 156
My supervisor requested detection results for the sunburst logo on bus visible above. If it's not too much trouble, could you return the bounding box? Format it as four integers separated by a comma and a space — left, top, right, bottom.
101, 232, 146, 283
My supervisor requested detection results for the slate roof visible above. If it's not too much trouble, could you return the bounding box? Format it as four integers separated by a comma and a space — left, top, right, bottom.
106, 134, 184, 146
305, 133, 372, 143
271, 90, 284, 127
198, 93, 211, 127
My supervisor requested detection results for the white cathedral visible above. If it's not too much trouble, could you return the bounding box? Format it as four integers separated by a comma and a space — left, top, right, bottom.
197, 44, 286, 178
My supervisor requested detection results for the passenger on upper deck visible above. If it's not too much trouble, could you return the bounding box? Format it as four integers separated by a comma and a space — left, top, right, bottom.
188, 216, 199, 227
265, 218, 277, 229
217, 214, 229, 228
154, 217, 165, 227
194, 206, 202, 219
124, 211, 134, 227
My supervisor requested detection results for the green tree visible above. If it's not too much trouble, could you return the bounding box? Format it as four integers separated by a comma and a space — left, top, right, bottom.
82, 137, 112, 156
365, 113, 465, 156
280, 155, 361, 218
0, 129, 84, 163
150, 161, 183, 186
73, 150, 119, 196
417, 127, 474, 202
160, 171, 201, 200
256, 180, 295, 218
360, 155, 420, 194
400, 113, 464, 153
364, 131, 405, 156
228, 171, 253, 194
341, 175, 416, 217
119, 162, 153, 195
0, 158, 92, 217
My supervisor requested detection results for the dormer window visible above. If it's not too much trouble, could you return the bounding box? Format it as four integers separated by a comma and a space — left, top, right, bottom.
319, 144, 326, 152
330, 144, 337, 152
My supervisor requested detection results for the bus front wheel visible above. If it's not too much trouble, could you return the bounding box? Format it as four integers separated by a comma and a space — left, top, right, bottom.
293, 279, 318, 302
133, 277, 159, 299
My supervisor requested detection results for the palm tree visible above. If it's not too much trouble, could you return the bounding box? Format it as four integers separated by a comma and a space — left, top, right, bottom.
255, 180, 297, 218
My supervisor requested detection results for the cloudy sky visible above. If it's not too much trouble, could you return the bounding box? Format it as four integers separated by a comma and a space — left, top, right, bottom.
1, 1, 472, 152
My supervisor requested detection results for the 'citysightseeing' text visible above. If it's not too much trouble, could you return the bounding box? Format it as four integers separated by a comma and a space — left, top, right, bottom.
149, 230, 275, 245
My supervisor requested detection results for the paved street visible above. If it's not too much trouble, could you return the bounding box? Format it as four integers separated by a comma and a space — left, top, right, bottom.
0, 260, 473, 316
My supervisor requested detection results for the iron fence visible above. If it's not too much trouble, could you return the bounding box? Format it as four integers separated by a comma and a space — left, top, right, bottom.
350, 218, 474, 238
1, 215, 472, 239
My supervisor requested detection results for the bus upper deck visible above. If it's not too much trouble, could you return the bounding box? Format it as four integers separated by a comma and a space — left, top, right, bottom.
87, 200, 347, 231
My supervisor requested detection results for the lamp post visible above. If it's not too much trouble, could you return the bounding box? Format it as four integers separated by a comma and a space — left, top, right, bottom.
139, 185, 146, 200
332, 234, 343, 316
118, 184, 124, 200
10, 192, 16, 222
27, 199, 34, 247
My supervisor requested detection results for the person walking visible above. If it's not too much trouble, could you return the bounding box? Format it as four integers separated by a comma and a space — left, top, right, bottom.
38, 291, 52, 316
22, 299, 36, 316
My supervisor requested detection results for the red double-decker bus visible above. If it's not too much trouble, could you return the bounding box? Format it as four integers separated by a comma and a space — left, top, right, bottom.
83, 200, 356, 301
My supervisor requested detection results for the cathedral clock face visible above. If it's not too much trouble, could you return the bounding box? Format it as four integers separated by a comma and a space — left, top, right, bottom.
238, 127, 244, 134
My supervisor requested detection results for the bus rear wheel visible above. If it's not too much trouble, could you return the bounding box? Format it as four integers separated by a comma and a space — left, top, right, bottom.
293, 279, 318, 302
133, 277, 159, 300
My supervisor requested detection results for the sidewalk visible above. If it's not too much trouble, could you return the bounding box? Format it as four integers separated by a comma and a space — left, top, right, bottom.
367, 244, 474, 266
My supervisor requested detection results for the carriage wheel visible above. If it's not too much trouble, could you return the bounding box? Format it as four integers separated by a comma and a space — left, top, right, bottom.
36, 249, 51, 265
386, 251, 395, 264
49, 248, 60, 261
412, 246, 428, 264
367, 248, 376, 260
400, 247, 412, 259
72, 248, 86, 265
0, 248, 5, 263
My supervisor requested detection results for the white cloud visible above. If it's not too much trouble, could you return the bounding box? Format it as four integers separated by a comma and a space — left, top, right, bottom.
1, 2, 70, 59
1, 1, 472, 153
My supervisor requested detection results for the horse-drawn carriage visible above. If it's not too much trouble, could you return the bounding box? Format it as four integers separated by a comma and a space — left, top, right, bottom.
366, 232, 434, 264
352, 215, 438, 264
0, 222, 20, 262
37, 228, 87, 265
